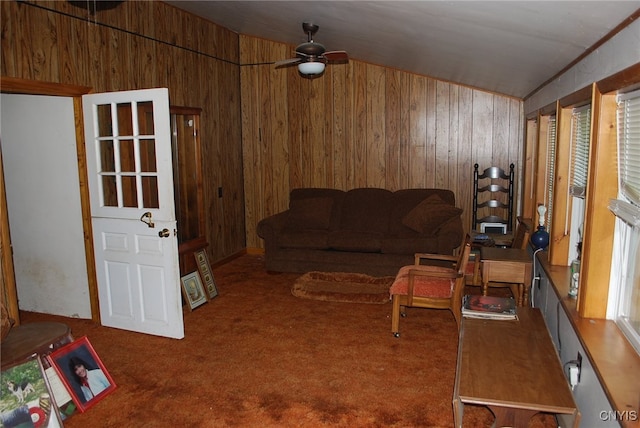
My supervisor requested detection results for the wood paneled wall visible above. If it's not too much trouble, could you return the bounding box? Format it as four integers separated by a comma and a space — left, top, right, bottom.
240, 36, 524, 248
1, 0, 245, 262
2, 1, 525, 257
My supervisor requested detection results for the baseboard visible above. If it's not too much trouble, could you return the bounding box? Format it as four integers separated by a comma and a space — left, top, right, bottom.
211, 249, 251, 269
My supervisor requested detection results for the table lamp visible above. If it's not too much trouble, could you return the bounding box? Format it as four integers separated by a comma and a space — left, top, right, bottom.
530, 205, 550, 250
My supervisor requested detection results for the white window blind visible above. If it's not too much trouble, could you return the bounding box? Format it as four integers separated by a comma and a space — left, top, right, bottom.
608, 89, 640, 356
617, 90, 640, 206
569, 105, 591, 198
545, 115, 556, 232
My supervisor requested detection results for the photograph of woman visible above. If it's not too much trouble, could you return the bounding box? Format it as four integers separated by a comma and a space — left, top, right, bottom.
68, 356, 110, 402
49, 336, 116, 412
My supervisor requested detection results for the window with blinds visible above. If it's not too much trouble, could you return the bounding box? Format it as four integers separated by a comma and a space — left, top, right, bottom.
569, 105, 591, 198
618, 90, 640, 206
608, 89, 640, 356
545, 115, 556, 233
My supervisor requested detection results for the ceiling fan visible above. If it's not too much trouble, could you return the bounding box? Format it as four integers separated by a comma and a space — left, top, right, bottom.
275, 22, 349, 76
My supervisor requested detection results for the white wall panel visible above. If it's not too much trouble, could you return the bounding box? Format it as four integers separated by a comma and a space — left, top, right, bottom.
0, 94, 91, 318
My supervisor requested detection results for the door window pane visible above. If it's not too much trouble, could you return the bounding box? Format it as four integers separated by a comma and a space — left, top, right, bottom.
97, 104, 113, 137
139, 139, 157, 173
117, 103, 133, 136
138, 102, 154, 135
93, 100, 161, 209
99, 140, 115, 173
142, 176, 159, 208
121, 176, 138, 208
119, 139, 135, 173
102, 176, 117, 207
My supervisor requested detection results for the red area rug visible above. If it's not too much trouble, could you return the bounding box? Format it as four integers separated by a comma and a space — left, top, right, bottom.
291, 271, 394, 304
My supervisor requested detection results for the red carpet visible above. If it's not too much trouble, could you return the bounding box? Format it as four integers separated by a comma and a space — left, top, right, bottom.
19, 254, 555, 427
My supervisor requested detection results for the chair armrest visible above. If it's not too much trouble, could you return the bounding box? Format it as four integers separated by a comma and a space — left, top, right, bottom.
408, 268, 461, 280
414, 253, 457, 265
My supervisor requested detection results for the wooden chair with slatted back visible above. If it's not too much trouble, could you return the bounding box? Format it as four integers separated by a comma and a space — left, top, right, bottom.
472, 163, 515, 233
390, 235, 472, 337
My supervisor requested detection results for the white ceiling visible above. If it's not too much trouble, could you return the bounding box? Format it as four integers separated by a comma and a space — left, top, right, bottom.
165, 1, 639, 99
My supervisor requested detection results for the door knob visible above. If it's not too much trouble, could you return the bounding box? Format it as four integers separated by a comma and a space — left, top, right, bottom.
158, 228, 171, 238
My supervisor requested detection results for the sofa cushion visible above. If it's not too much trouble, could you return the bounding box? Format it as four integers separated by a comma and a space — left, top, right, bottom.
402, 195, 463, 234
381, 237, 440, 255
339, 188, 393, 233
279, 230, 330, 249
289, 188, 346, 230
286, 197, 334, 230
328, 231, 383, 252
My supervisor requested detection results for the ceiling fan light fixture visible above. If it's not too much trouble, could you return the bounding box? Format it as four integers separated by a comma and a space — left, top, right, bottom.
298, 61, 325, 75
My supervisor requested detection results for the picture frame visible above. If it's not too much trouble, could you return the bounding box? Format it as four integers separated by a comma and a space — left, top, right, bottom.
194, 249, 218, 299
0, 356, 63, 428
181, 271, 208, 310
47, 336, 116, 413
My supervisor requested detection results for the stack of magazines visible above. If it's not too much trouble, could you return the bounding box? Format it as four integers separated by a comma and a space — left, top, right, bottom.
462, 295, 518, 320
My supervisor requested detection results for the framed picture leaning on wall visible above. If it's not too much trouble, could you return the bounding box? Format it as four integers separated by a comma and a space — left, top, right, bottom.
194, 249, 218, 299
180, 271, 208, 310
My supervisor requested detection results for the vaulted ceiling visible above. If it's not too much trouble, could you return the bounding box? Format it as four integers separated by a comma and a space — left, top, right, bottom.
165, 1, 639, 99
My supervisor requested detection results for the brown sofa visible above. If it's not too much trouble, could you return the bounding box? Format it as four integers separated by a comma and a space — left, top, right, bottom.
256, 187, 464, 277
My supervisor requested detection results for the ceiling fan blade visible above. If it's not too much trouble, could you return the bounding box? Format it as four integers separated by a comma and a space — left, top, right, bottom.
323, 51, 349, 62
275, 57, 302, 68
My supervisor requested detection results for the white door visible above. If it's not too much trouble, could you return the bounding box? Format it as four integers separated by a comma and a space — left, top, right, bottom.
83, 88, 184, 339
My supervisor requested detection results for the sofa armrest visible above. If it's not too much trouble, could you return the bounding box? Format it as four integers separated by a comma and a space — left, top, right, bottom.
256, 211, 290, 242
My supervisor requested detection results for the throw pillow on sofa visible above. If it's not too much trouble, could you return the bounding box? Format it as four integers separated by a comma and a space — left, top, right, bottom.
286, 197, 334, 230
402, 195, 463, 234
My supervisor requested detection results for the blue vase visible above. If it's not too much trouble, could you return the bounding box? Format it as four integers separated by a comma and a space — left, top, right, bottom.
530, 226, 550, 250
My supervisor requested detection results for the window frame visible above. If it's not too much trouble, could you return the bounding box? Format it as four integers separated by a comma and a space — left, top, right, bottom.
526, 84, 617, 318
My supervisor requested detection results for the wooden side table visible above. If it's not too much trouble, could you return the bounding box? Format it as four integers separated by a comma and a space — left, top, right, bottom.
1, 322, 73, 368
470, 230, 514, 248
480, 247, 532, 306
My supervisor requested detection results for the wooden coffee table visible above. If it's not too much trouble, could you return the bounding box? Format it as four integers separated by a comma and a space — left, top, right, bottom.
453, 307, 579, 428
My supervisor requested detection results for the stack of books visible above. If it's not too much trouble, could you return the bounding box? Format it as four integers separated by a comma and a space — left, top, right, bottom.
462, 295, 518, 320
